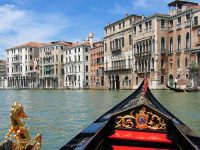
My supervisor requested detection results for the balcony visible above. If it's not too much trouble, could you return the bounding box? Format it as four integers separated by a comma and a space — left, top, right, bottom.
196, 42, 200, 47
184, 21, 191, 28
176, 23, 182, 30
175, 49, 181, 55
12, 71, 22, 75
12, 59, 22, 64
192, 22, 199, 28
168, 50, 173, 55
105, 65, 132, 72
134, 51, 151, 58
169, 26, 174, 32
111, 47, 122, 54
161, 26, 166, 31
161, 49, 167, 55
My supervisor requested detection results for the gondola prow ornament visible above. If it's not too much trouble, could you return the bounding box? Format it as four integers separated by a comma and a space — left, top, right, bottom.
0, 102, 42, 150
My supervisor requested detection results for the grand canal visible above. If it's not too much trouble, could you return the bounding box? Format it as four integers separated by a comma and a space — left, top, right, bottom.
0, 89, 200, 150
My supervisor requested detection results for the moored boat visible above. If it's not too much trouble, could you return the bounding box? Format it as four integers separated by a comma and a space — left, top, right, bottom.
60, 79, 200, 150
166, 84, 200, 92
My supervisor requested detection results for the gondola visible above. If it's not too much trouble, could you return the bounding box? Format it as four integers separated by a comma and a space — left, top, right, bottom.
166, 84, 200, 92
60, 79, 200, 150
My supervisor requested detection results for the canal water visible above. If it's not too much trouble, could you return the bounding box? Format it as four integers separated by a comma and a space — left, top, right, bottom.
0, 89, 200, 150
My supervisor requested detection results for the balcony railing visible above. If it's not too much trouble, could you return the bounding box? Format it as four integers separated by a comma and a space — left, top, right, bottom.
175, 49, 181, 54
105, 65, 132, 71
161, 49, 167, 55
134, 51, 151, 58
12, 71, 22, 75
12, 60, 22, 64
184, 21, 190, 28
169, 26, 174, 32
111, 47, 122, 53
176, 23, 182, 30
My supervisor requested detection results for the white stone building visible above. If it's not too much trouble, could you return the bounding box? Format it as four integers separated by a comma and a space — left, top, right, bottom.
6, 42, 43, 89
64, 40, 91, 89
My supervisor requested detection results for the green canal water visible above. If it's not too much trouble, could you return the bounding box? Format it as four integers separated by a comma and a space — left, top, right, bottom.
0, 90, 200, 150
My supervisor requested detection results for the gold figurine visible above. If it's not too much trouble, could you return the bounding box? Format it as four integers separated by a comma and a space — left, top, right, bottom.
0, 102, 42, 150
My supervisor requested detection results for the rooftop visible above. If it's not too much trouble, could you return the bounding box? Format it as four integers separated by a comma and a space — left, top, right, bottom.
168, 0, 198, 7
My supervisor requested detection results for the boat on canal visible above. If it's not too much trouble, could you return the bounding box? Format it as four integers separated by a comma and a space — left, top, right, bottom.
166, 84, 200, 92
60, 78, 200, 150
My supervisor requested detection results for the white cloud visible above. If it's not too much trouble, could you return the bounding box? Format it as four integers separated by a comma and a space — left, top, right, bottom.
0, 4, 71, 58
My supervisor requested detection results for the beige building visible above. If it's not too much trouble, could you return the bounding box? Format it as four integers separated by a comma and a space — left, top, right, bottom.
6, 42, 43, 89
104, 14, 142, 90
39, 41, 72, 89
132, 14, 169, 89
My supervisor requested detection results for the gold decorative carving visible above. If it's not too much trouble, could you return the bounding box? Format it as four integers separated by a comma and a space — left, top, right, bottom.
115, 107, 166, 130
0, 102, 42, 150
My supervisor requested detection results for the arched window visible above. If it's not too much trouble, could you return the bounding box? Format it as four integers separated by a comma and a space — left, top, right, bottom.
170, 37, 173, 53
186, 32, 190, 50
161, 37, 165, 51
152, 58, 154, 69
177, 35, 181, 51
161, 59, 165, 68
185, 58, 188, 67
197, 29, 200, 44
177, 58, 180, 68
152, 39, 155, 52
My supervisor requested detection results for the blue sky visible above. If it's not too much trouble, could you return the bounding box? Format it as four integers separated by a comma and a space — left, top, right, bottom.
0, 0, 199, 59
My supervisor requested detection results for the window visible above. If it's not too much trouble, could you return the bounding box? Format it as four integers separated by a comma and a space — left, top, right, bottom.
194, 16, 198, 26
30, 48, 32, 52
186, 14, 190, 21
86, 75, 88, 80
122, 37, 124, 47
56, 46, 58, 49
78, 55, 80, 61
161, 59, 165, 68
85, 47, 88, 52
139, 24, 142, 32
177, 17, 181, 24
145, 22, 148, 30
69, 50, 71, 54
123, 21, 125, 27
177, 35, 181, 51
61, 46, 63, 50
30, 55, 32, 60
185, 58, 188, 67
30, 66, 33, 70
186, 32, 190, 50
78, 48, 80, 52
129, 35, 132, 45
113, 26, 115, 31
79, 66, 80, 72
177, 58, 180, 68
161, 76, 164, 84
75, 49, 76, 53
86, 65, 88, 72
169, 20, 173, 26
56, 55, 58, 62
133, 26, 136, 34
161, 19, 165, 27
25, 55, 27, 60
61, 55, 63, 63
169, 37, 173, 52
161, 37, 165, 51
129, 18, 132, 25
66, 51, 67, 55
104, 43, 107, 51
86, 56, 88, 61
119, 23, 121, 29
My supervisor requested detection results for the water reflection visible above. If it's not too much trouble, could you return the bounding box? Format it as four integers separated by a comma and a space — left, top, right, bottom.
0, 89, 199, 150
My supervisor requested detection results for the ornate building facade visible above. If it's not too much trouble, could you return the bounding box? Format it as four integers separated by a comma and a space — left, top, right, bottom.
104, 14, 142, 90
132, 14, 169, 89
39, 41, 72, 89
6, 42, 43, 89
90, 41, 104, 89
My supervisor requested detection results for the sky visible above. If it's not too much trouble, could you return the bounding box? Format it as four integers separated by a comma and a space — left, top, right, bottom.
0, 0, 199, 59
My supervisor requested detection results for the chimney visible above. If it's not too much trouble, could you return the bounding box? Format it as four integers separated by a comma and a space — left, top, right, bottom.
88, 32, 94, 48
